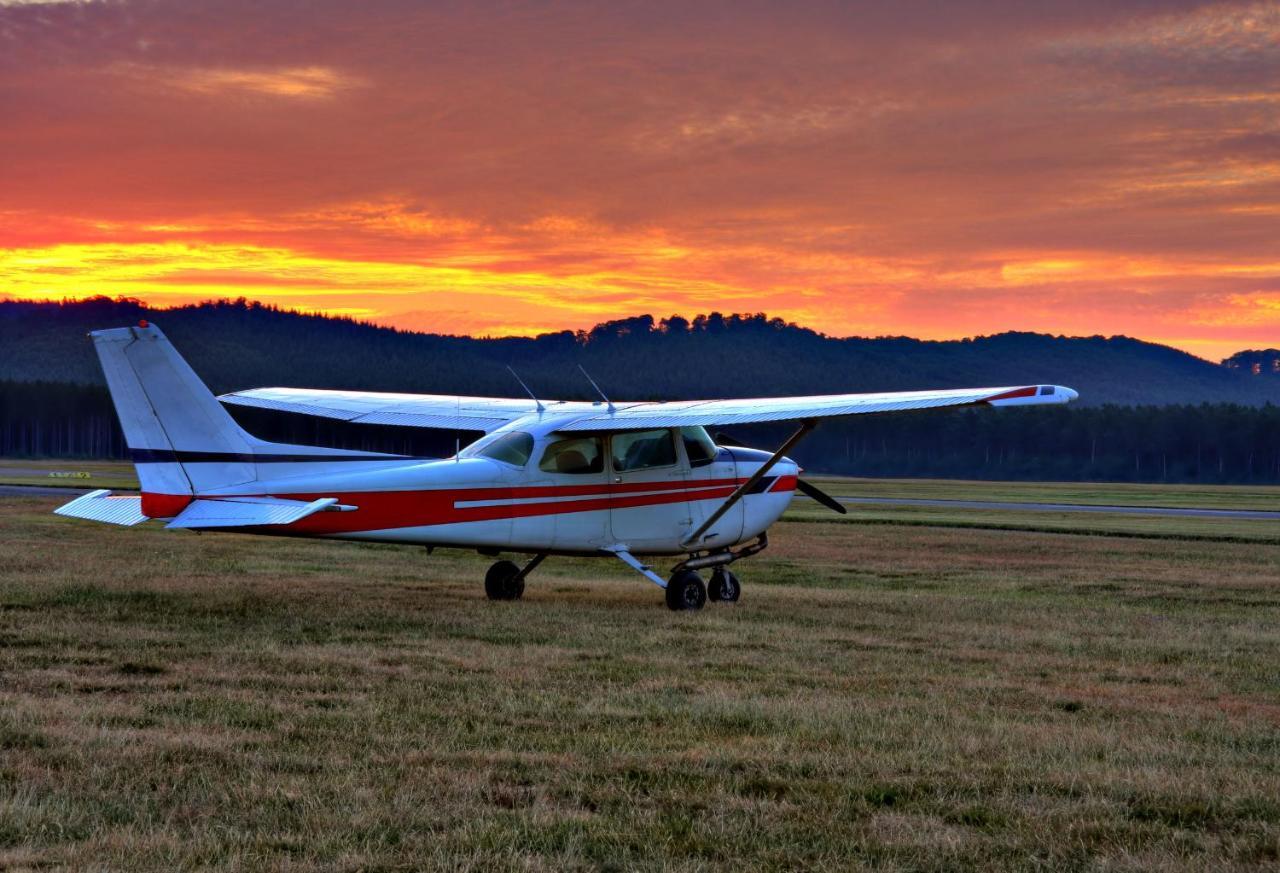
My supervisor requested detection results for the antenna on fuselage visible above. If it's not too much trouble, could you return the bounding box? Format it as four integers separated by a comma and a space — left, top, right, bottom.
577, 365, 615, 413
507, 366, 545, 413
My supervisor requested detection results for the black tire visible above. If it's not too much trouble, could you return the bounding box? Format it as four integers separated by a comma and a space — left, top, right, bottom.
708, 568, 741, 603
665, 570, 706, 611
484, 560, 525, 601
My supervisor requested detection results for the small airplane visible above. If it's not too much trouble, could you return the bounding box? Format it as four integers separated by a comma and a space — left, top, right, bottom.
56, 322, 1079, 609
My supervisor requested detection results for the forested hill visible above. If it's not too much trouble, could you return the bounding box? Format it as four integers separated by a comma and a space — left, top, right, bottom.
3, 297, 1278, 407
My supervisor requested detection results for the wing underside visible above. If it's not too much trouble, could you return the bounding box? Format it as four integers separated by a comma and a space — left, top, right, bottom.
219, 387, 537, 432
557, 385, 1077, 430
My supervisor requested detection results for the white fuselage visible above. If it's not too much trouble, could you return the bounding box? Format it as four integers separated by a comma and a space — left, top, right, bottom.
190, 421, 798, 556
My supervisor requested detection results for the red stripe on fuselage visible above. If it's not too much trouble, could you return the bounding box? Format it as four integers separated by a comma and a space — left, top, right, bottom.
145, 476, 797, 534
285, 482, 746, 534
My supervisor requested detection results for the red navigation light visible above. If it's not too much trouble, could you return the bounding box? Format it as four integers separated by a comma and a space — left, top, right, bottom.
138, 320, 149, 328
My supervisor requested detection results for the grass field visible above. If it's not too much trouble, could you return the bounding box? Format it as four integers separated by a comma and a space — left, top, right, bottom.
2, 487, 1280, 870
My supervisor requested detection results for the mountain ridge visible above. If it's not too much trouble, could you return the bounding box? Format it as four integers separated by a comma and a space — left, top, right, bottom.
3, 297, 1278, 407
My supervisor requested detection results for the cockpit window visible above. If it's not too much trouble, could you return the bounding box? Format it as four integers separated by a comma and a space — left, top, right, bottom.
680, 426, 717, 467
477, 431, 533, 467
612, 429, 677, 472
539, 436, 604, 475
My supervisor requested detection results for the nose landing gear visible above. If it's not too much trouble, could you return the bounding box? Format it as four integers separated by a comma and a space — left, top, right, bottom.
708, 568, 740, 603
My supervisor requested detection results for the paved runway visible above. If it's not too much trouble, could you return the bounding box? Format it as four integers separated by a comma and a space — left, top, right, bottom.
810, 494, 1280, 521
0, 485, 99, 498
4, 483, 1277, 521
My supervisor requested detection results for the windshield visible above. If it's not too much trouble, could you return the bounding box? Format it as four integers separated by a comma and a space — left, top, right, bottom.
475, 431, 533, 467
680, 426, 717, 467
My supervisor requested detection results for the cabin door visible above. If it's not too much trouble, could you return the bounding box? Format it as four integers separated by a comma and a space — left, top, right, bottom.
607, 429, 693, 552
525, 434, 611, 551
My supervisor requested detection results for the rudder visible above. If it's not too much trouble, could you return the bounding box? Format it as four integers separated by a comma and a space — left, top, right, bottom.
92, 322, 257, 512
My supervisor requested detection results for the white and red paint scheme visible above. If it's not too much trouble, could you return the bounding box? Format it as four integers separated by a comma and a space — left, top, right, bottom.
56, 322, 1078, 610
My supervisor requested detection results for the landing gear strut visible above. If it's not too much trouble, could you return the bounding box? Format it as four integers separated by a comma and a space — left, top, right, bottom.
484, 554, 545, 601
665, 569, 707, 611
708, 567, 741, 603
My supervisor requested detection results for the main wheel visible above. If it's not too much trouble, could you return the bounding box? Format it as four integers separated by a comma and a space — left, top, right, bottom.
484, 560, 525, 601
665, 570, 707, 611
708, 568, 741, 603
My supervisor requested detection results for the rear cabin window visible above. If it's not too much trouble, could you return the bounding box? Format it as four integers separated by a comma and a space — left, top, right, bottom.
680, 426, 717, 467
538, 436, 604, 475
477, 431, 533, 467
612, 429, 677, 472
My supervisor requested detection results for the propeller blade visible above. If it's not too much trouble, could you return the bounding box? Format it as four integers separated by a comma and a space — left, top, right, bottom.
795, 478, 847, 514
713, 430, 846, 515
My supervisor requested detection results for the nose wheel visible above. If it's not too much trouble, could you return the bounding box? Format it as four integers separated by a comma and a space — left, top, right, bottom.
708, 568, 741, 603
665, 569, 707, 611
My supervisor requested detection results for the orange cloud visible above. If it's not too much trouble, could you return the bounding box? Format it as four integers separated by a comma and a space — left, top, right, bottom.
4, 206, 1279, 360
165, 65, 358, 99
1, 1, 1278, 361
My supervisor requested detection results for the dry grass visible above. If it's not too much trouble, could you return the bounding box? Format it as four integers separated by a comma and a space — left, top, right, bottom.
1, 493, 1278, 871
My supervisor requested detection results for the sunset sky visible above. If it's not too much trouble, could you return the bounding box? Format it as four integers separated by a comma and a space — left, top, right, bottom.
1, 0, 1277, 360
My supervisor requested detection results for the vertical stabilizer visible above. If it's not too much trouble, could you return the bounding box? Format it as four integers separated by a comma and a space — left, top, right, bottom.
91, 322, 257, 512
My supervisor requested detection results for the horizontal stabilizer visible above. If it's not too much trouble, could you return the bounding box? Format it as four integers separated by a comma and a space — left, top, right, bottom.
165, 496, 339, 529
54, 489, 149, 526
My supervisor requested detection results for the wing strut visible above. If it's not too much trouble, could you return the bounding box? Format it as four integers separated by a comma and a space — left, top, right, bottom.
681, 420, 817, 549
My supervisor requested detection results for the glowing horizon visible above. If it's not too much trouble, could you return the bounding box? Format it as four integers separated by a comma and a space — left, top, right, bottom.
2, 1, 1277, 362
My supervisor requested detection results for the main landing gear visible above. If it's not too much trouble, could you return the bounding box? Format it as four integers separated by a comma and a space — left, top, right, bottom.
664, 567, 741, 611
665, 570, 706, 611
484, 554, 545, 601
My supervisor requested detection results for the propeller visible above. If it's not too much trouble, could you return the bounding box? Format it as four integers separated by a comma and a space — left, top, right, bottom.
714, 431, 847, 515
794, 477, 847, 514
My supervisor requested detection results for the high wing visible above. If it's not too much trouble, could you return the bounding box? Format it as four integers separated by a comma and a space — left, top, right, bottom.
218, 387, 554, 432
220, 384, 1077, 432
556, 384, 1077, 430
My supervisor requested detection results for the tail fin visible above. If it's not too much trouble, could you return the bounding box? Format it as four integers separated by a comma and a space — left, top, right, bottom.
89, 321, 406, 520
92, 322, 259, 512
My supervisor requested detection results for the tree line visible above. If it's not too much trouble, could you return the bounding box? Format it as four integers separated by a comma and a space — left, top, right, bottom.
6, 298, 1280, 408
4, 379, 1279, 484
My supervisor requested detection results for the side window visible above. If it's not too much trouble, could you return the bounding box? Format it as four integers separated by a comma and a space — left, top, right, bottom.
612, 429, 677, 472
680, 426, 717, 468
477, 431, 533, 467
538, 436, 604, 475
